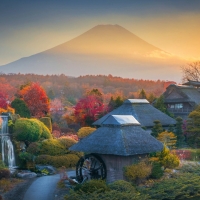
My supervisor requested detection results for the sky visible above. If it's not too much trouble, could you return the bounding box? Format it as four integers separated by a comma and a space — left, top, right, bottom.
0, 0, 200, 66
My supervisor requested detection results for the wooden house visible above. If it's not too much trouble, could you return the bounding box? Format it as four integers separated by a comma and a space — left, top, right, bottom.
163, 82, 200, 119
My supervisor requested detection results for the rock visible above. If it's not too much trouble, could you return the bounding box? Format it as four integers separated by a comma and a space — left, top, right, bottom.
17, 171, 37, 179
35, 165, 57, 175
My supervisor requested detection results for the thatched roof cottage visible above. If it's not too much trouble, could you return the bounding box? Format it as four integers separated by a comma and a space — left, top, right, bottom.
70, 115, 163, 183
93, 99, 176, 132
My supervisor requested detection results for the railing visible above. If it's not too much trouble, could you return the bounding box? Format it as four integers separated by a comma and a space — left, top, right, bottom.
167, 108, 193, 113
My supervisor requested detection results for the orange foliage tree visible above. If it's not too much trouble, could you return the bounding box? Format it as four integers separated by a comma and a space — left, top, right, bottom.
19, 82, 50, 118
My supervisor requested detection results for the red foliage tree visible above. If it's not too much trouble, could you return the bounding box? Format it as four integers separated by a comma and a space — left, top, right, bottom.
74, 95, 108, 126
0, 90, 8, 109
19, 82, 49, 118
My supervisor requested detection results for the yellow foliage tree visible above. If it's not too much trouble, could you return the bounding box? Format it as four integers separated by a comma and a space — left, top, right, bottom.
157, 131, 177, 149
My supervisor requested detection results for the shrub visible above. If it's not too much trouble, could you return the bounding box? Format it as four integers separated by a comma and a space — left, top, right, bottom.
124, 160, 152, 184
141, 173, 200, 200
74, 179, 109, 193
58, 137, 77, 149
18, 152, 33, 161
109, 180, 136, 192
77, 127, 96, 138
39, 139, 67, 156
0, 169, 10, 179
150, 162, 164, 179
35, 154, 79, 168
27, 142, 41, 155
13, 118, 52, 143
40, 117, 52, 132
65, 188, 148, 200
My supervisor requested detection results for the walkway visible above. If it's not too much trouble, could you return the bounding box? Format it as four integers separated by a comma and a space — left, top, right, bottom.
23, 170, 75, 200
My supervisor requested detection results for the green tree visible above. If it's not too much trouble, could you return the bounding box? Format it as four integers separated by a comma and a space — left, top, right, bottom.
139, 89, 147, 99
108, 96, 123, 111
175, 117, 184, 147
147, 93, 156, 103
154, 95, 173, 117
186, 109, 200, 147
151, 120, 163, 137
11, 98, 31, 118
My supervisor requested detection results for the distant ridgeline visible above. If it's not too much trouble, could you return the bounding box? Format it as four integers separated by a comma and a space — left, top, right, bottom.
0, 73, 174, 102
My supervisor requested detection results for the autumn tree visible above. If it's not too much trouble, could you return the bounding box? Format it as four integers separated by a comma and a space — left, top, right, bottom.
181, 61, 200, 82
74, 95, 108, 126
19, 82, 50, 118
157, 131, 177, 149
0, 90, 8, 109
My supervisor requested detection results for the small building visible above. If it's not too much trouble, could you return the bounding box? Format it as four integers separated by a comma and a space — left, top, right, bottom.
163, 82, 200, 119
70, 115, 163, 183
93, 99, 176, 133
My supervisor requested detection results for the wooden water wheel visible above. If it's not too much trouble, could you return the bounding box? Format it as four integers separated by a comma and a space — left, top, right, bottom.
76, 153, 107, 183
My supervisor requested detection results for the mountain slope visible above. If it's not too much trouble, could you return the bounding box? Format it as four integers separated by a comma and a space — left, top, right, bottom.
0, 24, 185, 81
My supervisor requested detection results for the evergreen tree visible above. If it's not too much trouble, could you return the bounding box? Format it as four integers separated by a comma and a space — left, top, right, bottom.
11, 98, 31, 118
175, 117, 184, 147
151, 120, 163, 137
139, 89, 147, 99
147, 93, 156, 103
154, 95, 173, 117
108, 96, 123, 111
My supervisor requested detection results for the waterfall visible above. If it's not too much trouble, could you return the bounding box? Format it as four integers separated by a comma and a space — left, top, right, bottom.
0, 115, 16, 168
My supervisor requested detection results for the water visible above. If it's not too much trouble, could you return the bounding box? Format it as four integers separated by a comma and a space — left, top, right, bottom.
0, 115, 16, 168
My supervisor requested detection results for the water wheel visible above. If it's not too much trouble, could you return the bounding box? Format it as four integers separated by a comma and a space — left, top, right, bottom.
76, 153, 107, 183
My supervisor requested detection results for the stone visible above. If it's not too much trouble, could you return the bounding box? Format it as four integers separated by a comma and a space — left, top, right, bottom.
17, 171, 37, 178
35, 165, 57, 175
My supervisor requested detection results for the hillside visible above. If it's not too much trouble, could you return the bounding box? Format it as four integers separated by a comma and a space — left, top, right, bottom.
0, 73, 174, 104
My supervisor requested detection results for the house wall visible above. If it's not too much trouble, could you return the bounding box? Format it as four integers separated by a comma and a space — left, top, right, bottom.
100, 154, 147, 183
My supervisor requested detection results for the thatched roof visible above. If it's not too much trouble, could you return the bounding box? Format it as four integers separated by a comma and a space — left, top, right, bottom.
93, 99, 176, 127
70, 115, 163, 156
163, 84, 200, 105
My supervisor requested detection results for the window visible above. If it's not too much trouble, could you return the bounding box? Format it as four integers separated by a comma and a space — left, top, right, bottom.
175, 103, 183, 109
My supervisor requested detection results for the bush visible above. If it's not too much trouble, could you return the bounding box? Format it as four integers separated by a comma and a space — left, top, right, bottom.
65, 188, 148, 200
77, 127, 96, 138
141, 173, 200, 200
74, 179, 109, 193
39, 139, 67, 156
0, 169, 10, 179
150, 162, 164, 179
13, 118, 52, 143
27, 142, 41, 155
109, 180, 136, 192
40, 117, 52, 132
18, 152, 33, 161
124, 160, 152, 183
58, 137, 77, 149
35, 154, 80, 168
